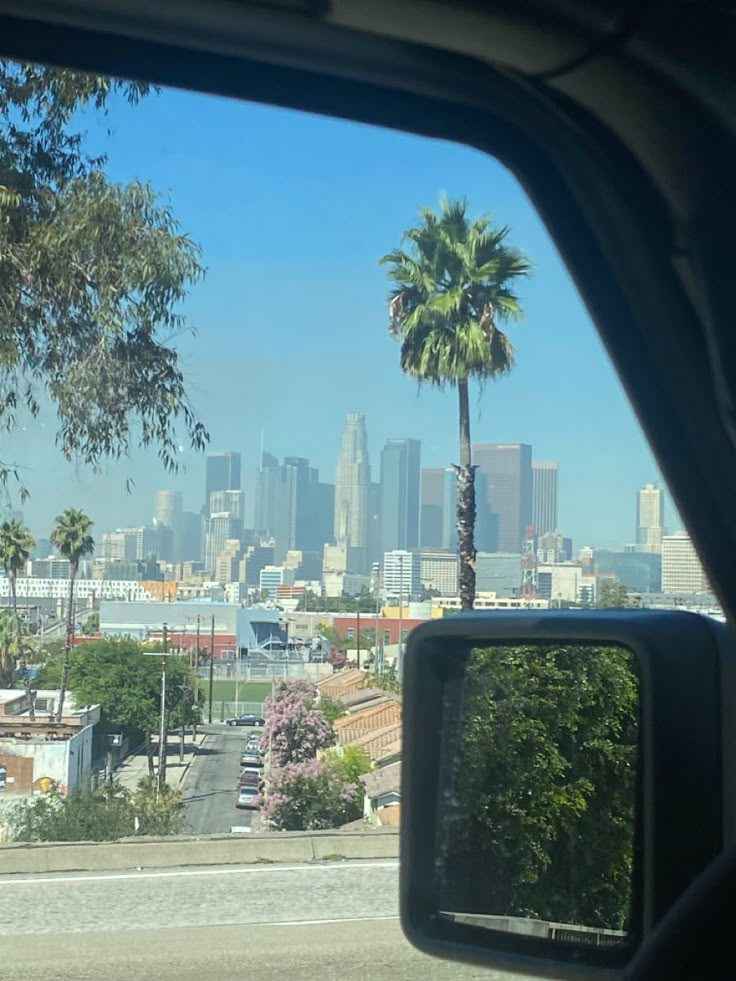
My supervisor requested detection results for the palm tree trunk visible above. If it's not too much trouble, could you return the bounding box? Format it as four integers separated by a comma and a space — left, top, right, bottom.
11, 572, 35, 720
456, 379, 477, 611
56, 563, 76, 722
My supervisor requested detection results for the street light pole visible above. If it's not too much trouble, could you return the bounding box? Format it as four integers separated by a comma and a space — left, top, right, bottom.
208, 614, 215, 724
356, 609, 361, 670
158, 622, 168, 791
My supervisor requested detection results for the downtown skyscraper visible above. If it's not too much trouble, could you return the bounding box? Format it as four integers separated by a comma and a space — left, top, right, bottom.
474, 443, 533, 553
380, 438, 421, 554
637, 482, 666, 552
334, 412, 371, 553
532, 461, 559, 537
204, 451, 241, 511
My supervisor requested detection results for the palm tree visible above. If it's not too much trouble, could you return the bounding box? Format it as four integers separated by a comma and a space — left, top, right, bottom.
0, 519, 36, 714
50, 508, 94, 721
0, 609, 19, 688
381, 198, 531, 609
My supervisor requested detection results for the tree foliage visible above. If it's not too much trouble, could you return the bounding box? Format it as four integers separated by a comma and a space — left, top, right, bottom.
317, 694, 346, 725
439, 644, 638, 932
0, 62, 208, 493
597, 580, 631, 609
323, 744, 372, 785
8, 777, 183, 842
262, 678, 333, 767
296, 589, 377, 613
258, 759, 361, 831
0, 517, 35, 710
34, 638, 199, 735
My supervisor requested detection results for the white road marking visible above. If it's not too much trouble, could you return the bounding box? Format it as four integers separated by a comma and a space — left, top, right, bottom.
244, 915, 400, 928
0, 859, 399, 887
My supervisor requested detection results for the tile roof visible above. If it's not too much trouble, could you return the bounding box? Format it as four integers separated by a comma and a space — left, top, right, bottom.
346, 722, 402, 758
361, 760, 402, 800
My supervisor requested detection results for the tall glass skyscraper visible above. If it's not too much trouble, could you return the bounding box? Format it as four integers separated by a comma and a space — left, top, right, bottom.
379, 438, 421, 554
334, 412, 371, 550
204, 451, 241, 511
532, 460, 559, 538
473, 443, 533, 553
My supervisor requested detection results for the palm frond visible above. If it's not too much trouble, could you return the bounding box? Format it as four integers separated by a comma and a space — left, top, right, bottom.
381, 197, 531, 388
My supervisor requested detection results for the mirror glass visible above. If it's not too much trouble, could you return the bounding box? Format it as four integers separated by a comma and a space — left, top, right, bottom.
435, 642, 639, 948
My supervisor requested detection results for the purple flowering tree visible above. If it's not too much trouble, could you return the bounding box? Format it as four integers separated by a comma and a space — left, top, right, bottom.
261, 679, 334, 766
258, 759, 361, 830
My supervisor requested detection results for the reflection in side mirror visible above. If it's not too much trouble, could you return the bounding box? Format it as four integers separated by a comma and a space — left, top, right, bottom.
401, 612, 728, 979
435, 643, 639, 947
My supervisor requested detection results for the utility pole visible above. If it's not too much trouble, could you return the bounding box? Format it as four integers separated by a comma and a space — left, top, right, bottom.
397, 555, 404, 680
193, 614, 201, 737
208, 614, 215, 724
158, 622, 168, 791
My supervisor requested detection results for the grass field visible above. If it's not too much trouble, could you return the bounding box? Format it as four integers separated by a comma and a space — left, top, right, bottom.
201, 680, 271, 703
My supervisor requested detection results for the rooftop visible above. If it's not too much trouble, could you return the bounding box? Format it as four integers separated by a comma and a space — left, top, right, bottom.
361, 760, 402, 800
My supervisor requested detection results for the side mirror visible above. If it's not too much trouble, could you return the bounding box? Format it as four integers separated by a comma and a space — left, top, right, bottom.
400, 611, 733, 978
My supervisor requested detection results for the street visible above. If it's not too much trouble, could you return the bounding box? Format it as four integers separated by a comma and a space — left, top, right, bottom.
182, 723, 260, 834
0, 860, 527, 980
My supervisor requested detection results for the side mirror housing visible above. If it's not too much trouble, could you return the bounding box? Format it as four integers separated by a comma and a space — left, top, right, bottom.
400, 611, 734, 978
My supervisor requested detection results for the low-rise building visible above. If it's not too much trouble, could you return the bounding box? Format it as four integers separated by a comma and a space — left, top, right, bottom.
0, 689, 100, 796
361, 760, 401, 828
99, 600, 285, 658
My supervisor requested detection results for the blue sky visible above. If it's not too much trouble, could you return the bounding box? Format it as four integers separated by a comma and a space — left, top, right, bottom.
6, 84, 678, 548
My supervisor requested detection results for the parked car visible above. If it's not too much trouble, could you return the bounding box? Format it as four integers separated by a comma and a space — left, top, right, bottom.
237, 768, 260, 789
236, 785, 259, 810
240, 751, 263, 768
225, 714, 265, 727
245, 736, 261, 753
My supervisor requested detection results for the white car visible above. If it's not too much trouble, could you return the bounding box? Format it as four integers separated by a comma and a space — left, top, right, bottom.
236, 785, 259, 810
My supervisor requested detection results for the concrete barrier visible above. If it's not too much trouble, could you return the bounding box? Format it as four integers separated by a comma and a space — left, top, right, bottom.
0, 829, 399, 875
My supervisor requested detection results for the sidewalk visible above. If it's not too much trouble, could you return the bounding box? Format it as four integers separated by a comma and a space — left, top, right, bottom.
115, 730, 207, 792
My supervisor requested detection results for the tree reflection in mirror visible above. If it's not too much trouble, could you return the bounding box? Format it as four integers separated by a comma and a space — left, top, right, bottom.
435, 643, 639, 947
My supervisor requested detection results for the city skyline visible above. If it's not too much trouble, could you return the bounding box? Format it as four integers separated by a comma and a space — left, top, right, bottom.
0, 85, 680, 553
15, 425, 680, 558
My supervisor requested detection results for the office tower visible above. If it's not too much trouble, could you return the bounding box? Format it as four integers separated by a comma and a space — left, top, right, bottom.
595, 549, 661, 593
334, 412, 371, 551
155, 490, 183, 561
379, 438, 421, 555
475, 552, 523, 597
313, 482, 335, 552
473, 443, 532, 552
532, 461, 559, 537
138, 525, 173, 563
242, 544, 276, 587
661, 532, 709, 593
101, 529, 139, 563
420, 468, 445, 548
204, 512, 242, 574
254, 452, 280, 535
180, 511, 202, 562
637, 482, 666, 553
420, 549, 459, 596
215, 539, 245, 583
154, 490, 182, 530
255, 454, 332, 561
204, 451, 241, 511
537, 531, 573, 564
382, 549, 422, 601
209, 489, 244, 521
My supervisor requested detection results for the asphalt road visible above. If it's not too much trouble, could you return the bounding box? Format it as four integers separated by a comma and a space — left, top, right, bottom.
0, 860, 526, 980
182, 723, 261, 834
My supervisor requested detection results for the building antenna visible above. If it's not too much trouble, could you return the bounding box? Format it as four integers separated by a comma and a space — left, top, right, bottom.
259, 428, 264, 470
